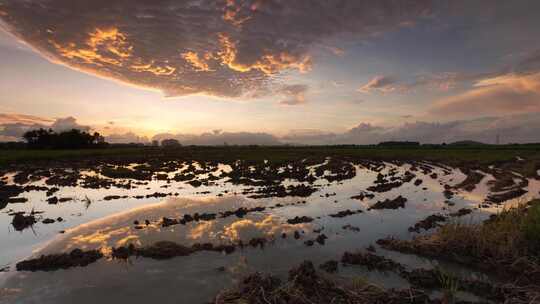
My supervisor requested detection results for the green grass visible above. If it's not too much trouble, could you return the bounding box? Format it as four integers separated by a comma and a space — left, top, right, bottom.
0, 148, 149, 165
1, 145, 539, 167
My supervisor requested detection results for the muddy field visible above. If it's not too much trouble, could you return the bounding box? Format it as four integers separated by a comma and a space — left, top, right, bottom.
1, 149, 539, 303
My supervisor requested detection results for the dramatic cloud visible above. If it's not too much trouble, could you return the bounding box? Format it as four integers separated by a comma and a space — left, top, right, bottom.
430, 72, 540, 117
278, 84, 308, 105
0, 0, 433, 99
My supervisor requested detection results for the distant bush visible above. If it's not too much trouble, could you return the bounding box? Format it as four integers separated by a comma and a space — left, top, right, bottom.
378, 141, 420, 147
22, 128, 107, 149
161, 138, 181, 148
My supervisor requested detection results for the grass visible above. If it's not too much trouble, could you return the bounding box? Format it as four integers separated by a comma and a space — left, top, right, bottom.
1, 144, 540, 168
435, 267, 460, 303
377, 199, 540, 303
434, 199, 540, 271
0, 147, 148, 165
523, 203, 540, 253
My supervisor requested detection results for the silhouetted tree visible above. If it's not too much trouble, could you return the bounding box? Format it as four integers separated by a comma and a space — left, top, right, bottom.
22, 128, 107, 149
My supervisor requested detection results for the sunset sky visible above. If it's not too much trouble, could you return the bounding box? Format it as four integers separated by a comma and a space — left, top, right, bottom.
1, 1, 540, 144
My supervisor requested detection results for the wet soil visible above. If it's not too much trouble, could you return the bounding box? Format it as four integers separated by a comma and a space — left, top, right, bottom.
16, 249, 103, 272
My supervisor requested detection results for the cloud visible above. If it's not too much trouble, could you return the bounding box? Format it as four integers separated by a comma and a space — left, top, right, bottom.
0, 113, 53, 125
50, 116, 90, 132
105, 132, 149, 144
0, 114, 90, 140
514, 49, 540, 74
152, 131, 280, 146
280, 114, 540, 145
0, 0, 433, 99
358, 72, 485, 95
281, 129, 337, 145
430, 72, 540, 117
2, 112, 540, 145
278, 84, 308, 105
358, 75, 400, 94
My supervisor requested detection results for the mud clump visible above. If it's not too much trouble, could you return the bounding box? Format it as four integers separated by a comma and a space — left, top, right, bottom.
408, 214, 447, 233
368, 195, 407, 210
7, 197, 27, 204
342, 224, 360, 232
42, 218, 55, 224
136, 241, 194, 259
287, 216, 314, 225
213, 260, 432, 304
450, 208, 472, 217
367, 181, 403, 193
103, 195, 128, 201
315, 234, 328, 245
248, 184, 318, 199
341, 251, 404, 272
329, 209, 362, 218
47, 196, 59, 204
350, 191, 374, 200
16, 249, 103, 271
319, 260, 338, 273
0, 184, 25, 209
454, 169, 484, 192
11, 213, 37, 231
486, 188, 527, 204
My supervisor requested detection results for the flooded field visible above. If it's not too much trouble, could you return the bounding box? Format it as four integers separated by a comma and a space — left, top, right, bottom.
1, 154, 539, 303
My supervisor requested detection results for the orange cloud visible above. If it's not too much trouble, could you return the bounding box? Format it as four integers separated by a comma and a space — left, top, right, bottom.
0, 113, 53, 125
131, 61, 176, 76
50, 27, 132, 67
222, 0, 252, 27
218, 33, 312, 75
430, 73, 540, 116
181, 51, 213, 72
1, 0, 432, 98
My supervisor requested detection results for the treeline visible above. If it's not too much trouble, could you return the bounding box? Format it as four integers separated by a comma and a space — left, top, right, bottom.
22, 128, 107, 149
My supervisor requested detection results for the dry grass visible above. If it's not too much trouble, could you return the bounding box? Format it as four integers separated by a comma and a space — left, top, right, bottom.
376, 199, 540, 303
378, 198, 540, 285
437, 199, 540, 263
213, 261, 432, 304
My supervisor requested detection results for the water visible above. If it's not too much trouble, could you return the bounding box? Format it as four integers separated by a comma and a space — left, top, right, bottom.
0, 160, 538, 303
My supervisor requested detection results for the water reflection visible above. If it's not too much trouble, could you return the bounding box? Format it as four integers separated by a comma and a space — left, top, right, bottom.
0, 160, 538, 304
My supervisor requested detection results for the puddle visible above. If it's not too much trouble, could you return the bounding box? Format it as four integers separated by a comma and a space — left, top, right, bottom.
0, 159, 537, 303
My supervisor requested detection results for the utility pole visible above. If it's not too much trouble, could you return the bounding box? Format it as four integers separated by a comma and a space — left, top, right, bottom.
496, 134, 500, 145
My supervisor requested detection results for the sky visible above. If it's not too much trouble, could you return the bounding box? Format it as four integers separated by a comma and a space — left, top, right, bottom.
1, 0, 540, 145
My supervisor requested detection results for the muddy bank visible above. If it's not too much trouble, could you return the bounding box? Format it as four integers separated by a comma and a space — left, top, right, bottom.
378, 199, 540, 285
340, 250, 538, 303
16, 249, 103, 272
368, 195, 407, 210
213, 260, 434, 304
